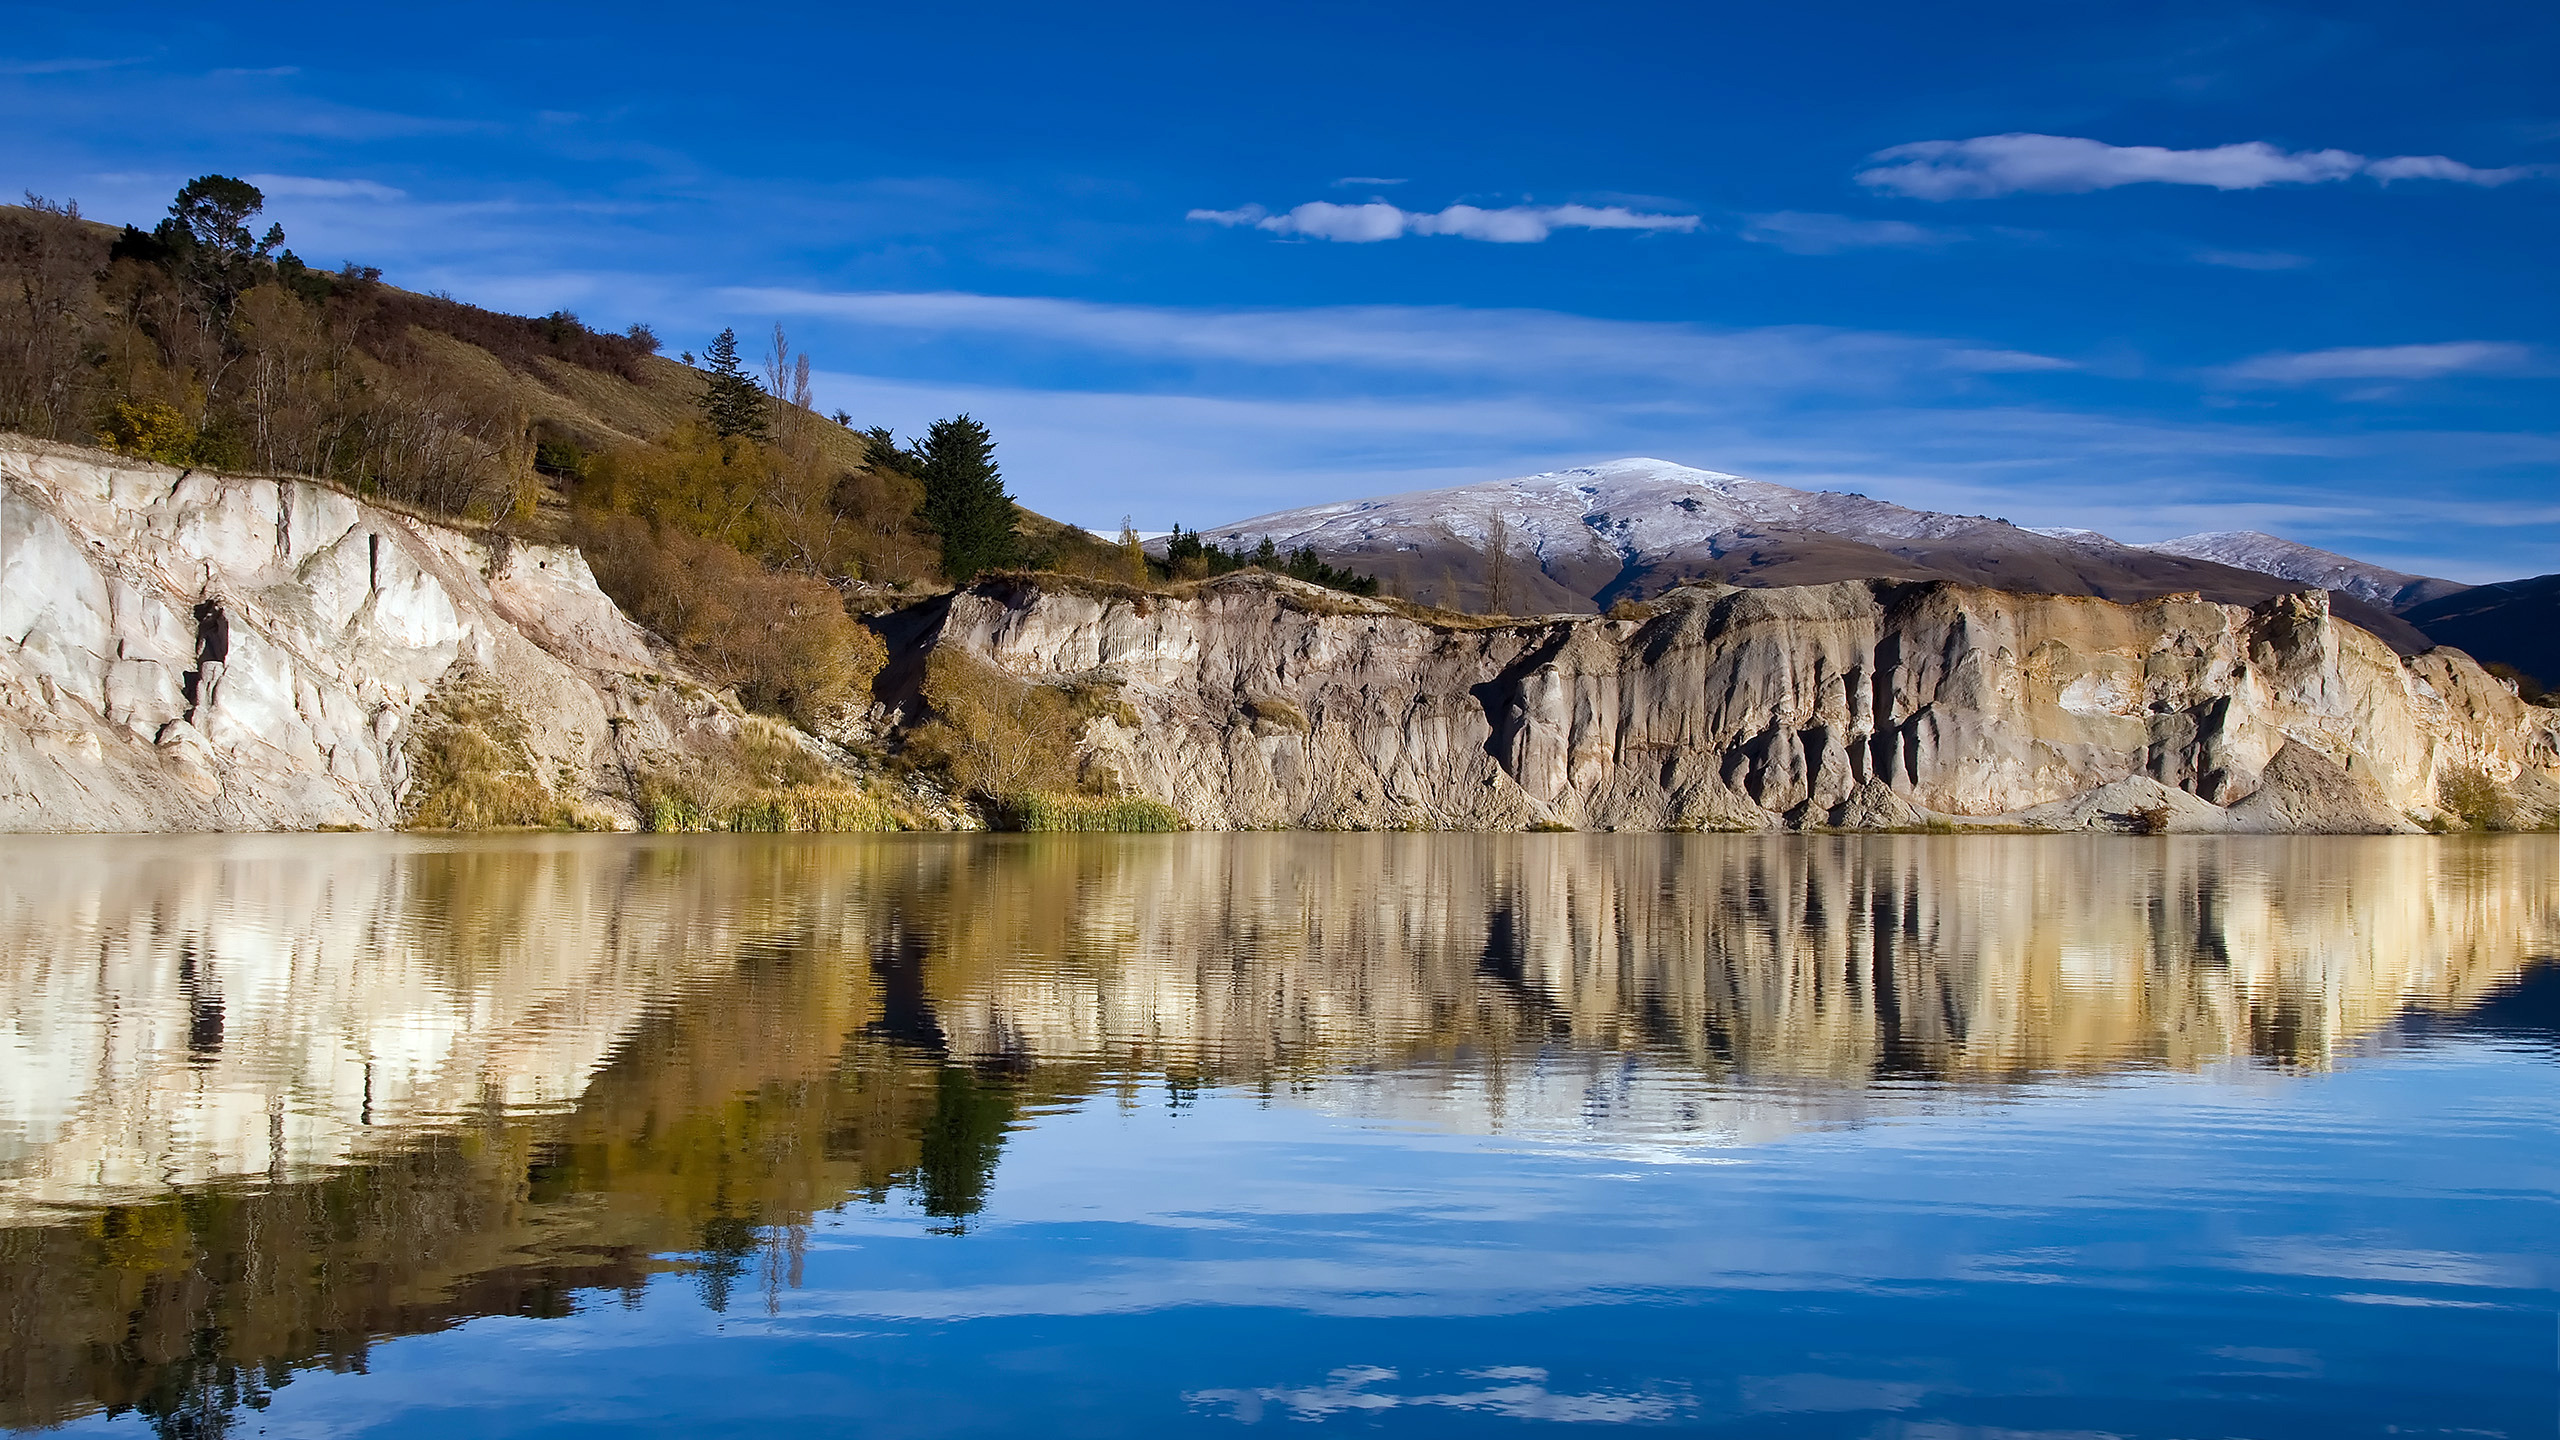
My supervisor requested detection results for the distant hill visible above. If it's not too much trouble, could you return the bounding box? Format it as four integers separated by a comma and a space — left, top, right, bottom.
1188, 457, 2436, 650
2402, 574, 2560, 691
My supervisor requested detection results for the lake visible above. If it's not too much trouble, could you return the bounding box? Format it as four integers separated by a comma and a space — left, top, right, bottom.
1, 833, 2553, 1438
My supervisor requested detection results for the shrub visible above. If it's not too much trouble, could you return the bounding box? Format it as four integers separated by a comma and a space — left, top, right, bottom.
636, 716, 912, 832
97, 401, 202, 466
579, 514, 886, 729
1244, 696, 1308, 734
907, 650, 1081, 799
2438, 764, 2518, 831
1003, 792, 1187, 832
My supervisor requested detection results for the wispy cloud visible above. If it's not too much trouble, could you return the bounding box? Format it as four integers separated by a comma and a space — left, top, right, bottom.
243, 173, 407, 201
1858, 133, 2552, 200
2192, 248, 2311, 270
2362, 154, 2546, 185
1188, 200, 1699, 243
2219, 341, 2538, 384
1738, 211, 1963, 254
725, 288, 2065, 388
0, 54, 145, 76
1332, 176, 1407, 187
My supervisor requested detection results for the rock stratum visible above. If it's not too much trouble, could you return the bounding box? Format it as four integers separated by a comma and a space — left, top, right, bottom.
0, 436, 750, 832
919, 571, 2560, 833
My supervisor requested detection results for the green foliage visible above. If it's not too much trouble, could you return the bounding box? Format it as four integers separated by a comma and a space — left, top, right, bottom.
532, 434, 588, 480
914, 414, 1019, 581
696, 327, 768, 441
96, 401, 203, 466
1003, 792, 1188, 832
1160, 524, 1380, 596
862, 425, 915, 473
161, 174, 284, 316
2437, 764, 2520, 831
915, 1067, 1015, 1228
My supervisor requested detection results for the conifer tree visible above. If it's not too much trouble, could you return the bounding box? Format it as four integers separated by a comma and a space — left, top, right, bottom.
696, 327, 768, 440
914, 414, 1018, 581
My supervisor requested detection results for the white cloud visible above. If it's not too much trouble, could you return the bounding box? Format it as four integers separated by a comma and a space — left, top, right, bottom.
1857, 133, 2550, 200
1188, 200, 1699, 243
1859, 135, 2363, 199
1739, 211, 1962, 254
2220, 341, 2538, 384
244, 173, 408, 201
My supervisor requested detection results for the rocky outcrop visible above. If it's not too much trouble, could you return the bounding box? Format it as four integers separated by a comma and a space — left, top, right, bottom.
916, 571, 2560, 832
0, 437, 750, 831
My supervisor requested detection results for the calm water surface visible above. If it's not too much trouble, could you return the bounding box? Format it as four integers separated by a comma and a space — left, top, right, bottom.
1, 833, 2554, 1438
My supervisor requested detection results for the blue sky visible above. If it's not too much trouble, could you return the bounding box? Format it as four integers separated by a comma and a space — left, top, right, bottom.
7, 0, 2555, 579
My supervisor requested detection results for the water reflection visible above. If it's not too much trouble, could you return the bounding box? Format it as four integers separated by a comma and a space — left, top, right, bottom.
0, 833, 2551, 1433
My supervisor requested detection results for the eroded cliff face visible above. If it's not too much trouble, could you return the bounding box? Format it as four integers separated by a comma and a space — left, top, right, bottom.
0, 437, 735, 831
922, 573, 2560, 832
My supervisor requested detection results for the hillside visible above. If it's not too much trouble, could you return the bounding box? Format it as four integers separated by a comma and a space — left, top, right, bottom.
0, 190, 1106, 567
2402, 574, 2560, 693
1185, 457, 2437, 650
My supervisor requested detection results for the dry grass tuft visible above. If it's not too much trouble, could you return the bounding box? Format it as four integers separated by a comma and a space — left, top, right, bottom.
1003, 792, 1188, 832
637, 716, 919, 832
402, 671, 610, 830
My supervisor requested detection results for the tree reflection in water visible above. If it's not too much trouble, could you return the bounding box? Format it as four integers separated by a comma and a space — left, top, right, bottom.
0, 832, 2552, 1435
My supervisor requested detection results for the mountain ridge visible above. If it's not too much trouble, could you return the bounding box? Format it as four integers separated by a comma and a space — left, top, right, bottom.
2137, 530, 2467, 611
1187, 457, 2441, 651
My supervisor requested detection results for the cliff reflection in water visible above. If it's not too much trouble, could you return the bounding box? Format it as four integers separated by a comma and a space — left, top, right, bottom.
0, 832, 2552, 1432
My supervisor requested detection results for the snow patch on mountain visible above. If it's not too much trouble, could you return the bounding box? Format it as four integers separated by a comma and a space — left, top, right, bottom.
1194, 457, 2031, 569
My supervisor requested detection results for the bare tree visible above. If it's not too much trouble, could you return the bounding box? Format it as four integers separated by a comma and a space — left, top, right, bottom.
1482, 504, 1515, 616
762, 323, 816, 454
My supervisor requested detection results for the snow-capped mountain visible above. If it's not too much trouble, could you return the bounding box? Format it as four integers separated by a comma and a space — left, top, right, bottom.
2138, 532, 2464, 612
1181, 457, 2439, 649
1200, 458, 2009, 571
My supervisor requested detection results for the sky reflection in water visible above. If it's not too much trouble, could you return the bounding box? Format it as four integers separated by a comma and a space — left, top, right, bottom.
0, 833, 2553, 1438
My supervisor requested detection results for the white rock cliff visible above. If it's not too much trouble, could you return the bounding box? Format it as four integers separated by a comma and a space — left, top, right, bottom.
924, 572, 2560, 832
0, 437, 693, 831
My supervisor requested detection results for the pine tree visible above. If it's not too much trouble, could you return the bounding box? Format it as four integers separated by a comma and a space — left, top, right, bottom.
696, 327, 768, 441
914, 414, 1018, 581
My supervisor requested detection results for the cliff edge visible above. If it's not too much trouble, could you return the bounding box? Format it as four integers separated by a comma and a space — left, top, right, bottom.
913, 572, 2560, 833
